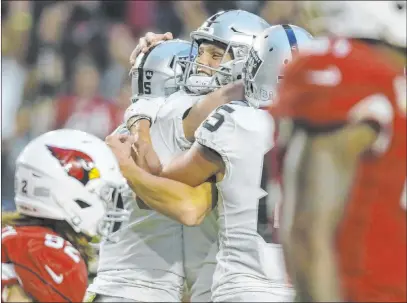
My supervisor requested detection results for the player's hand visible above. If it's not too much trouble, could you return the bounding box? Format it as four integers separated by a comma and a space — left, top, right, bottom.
132, 138, 162, 176
129, 32, 173, 66
105, 134, 137, 175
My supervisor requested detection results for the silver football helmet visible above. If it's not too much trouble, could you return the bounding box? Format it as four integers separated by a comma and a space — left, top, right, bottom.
176, 10, 270, 94
130, 39, 198, 102
243, 24, 313, 108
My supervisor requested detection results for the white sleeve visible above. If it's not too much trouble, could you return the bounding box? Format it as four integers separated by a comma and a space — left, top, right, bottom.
1, 263, 18, 282
1, 263, 20, 302
156, 93, 205, 152
124, 97, 166, 125
348, 93, 394, 155
194, 104, 237, 167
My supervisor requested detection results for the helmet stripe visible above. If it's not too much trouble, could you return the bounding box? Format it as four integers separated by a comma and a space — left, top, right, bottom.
282, 24, 299, 57
137, 46, 155, 94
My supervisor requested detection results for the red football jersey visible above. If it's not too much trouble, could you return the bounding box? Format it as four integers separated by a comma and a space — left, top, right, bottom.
270, 38, 406, 302
1, 225, 88, 302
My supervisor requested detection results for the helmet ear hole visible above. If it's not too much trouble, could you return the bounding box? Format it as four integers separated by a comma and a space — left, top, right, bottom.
112, 189, 124, 233
115, 190, 124, 209
74, 199, 91, 209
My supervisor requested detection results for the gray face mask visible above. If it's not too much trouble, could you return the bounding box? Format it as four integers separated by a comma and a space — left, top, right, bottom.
176, 10, 270, 94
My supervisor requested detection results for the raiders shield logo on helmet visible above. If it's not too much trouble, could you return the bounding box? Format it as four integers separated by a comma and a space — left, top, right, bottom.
246, 48, 263, 80
46, 145, 100, 186
145, 70, 154, 80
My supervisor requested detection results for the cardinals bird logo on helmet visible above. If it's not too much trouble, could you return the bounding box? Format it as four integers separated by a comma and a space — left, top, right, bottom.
46, 145, 100, 186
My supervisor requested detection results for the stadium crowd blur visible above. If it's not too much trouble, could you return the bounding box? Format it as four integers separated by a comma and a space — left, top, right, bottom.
1, 1, 317, 209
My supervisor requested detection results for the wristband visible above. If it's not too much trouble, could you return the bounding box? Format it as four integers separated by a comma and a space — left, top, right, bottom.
126, 115, 152, 130
123, 97, 165, 127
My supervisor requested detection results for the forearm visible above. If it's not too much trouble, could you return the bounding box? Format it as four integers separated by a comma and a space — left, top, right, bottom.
122, 160, 208, 225
288, 225, 342, 302
183, 81, 244, 142
129, 119, 162, 175
309, 232, 342, 302
160, 144, 223, 187
299, 125, 374, 301
129, 119, 152, 144
289, 133, 353, 302
5, 284, 32, 302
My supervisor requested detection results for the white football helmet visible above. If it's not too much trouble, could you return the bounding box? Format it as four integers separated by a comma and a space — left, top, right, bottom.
176, 9, 270, 94
14, 129, 130, 239
304, 1, 406, 48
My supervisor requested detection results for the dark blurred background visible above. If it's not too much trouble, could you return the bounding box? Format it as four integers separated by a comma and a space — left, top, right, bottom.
1, 0, 318, 209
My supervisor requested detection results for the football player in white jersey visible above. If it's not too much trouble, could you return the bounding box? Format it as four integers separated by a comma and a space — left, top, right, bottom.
107, 24, 313, 302
121, 10, 269, 302
103, 10, 269, 302
87, 13, 264, 299
86, 40, 195, 303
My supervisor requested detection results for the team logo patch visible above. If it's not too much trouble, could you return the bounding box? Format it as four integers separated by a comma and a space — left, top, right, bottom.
46, 146, 100, 185
246, 48, 263, 79
145, 70, 154, 80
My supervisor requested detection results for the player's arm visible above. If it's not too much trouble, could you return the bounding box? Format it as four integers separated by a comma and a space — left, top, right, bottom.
281, 122, 378, 302
183, 80, 244, 142
2, 257, 31, 302
122, 142, 224, 226
123, 98, 166, 175
4, 284, 32, 302
128, 119, 163, 176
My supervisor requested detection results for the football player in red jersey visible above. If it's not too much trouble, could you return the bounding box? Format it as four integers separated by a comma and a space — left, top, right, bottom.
270, 2, 406, 302
1, 129, 130, 302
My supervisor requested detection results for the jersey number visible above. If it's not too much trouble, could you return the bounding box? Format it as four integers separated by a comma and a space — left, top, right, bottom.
202, 104, 235, 132
203, 104, 276, 242
44, 234, 81, 263
143, 82, 151, 94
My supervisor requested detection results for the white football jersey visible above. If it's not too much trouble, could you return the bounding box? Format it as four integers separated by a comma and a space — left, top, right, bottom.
183, 207, 218, 302
89, 91, 218, 302
189, 240, 218, 302
195, 101, 294, 302
152, 90, 219, 301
